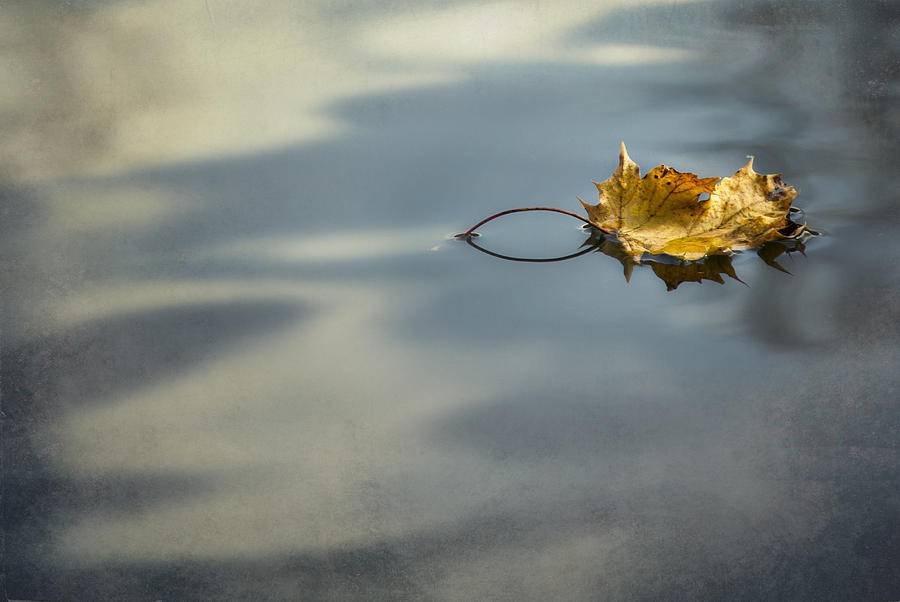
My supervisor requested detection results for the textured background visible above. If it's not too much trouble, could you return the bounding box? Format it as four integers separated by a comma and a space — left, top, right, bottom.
3, 1, 899, 599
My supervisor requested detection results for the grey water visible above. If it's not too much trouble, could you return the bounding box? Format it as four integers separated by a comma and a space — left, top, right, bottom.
2, 1, 898, 600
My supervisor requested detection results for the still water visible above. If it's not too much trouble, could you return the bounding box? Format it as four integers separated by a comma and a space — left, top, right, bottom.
3, 1, 899, 600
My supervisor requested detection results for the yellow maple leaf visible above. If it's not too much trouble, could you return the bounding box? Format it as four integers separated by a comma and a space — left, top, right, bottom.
580, 142, 807, 261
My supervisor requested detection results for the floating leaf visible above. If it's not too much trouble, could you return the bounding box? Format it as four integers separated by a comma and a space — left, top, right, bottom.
458, 143, 817, 289
580, 143, 809, 260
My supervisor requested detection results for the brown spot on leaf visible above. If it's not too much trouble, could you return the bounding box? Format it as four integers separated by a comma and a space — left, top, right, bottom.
581, 142, 806, 261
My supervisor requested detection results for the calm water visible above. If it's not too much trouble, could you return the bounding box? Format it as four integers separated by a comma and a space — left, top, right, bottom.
3, 1, 899, 600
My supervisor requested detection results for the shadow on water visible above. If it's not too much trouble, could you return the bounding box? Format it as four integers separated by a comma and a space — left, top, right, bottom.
2, 300, 309, 599
2, 301, 309, 408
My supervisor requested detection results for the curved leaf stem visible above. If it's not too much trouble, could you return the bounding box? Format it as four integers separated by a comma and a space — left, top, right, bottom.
457, 207, 608, 238
465, 236, 597, 263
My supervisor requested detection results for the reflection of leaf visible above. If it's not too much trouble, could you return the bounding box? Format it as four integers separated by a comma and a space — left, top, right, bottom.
579, 228, 636, 281
582, 227, 810, 290
461, 226, 812, 290
580, 143, 810, 260
650, 256, 743, 291
757, 237, 807, 274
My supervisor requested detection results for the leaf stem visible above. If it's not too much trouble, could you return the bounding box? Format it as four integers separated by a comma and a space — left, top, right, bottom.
465, 235, 598, 263
457, 207, 608, 238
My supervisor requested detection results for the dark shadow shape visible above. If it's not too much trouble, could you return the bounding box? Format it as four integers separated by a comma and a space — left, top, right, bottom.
434, 387, 715, 461
1, 300, 309, 600
6, 455, 900, 602
2, 472, 224, 599
2, 300, 308, 411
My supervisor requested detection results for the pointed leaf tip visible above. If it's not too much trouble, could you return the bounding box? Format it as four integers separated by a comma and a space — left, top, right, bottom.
582, 145, 804, 260
619, 141, 630, 166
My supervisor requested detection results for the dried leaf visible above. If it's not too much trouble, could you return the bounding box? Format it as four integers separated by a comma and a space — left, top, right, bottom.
580, 143, 808, 261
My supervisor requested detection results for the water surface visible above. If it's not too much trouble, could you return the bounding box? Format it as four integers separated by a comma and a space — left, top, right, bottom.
3, 1, 899, 600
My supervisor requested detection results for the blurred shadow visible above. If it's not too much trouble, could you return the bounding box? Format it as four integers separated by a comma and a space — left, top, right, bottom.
1, 299, 309, 600
3, 471, 223, 600
434, 387, 718, 461
11, 373, 897, 601
4, 506, 588, 601
2, 300, 308, 409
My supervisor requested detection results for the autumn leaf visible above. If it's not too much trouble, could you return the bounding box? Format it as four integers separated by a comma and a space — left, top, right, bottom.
458, 142, 816, 290
579, 143, 808, 261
